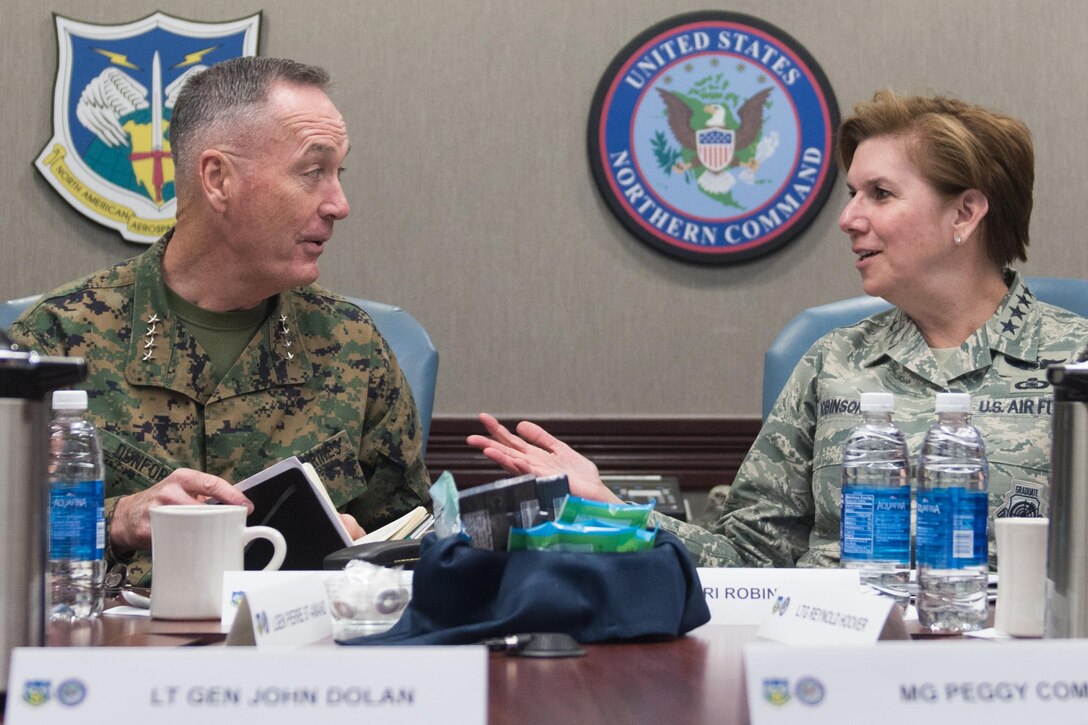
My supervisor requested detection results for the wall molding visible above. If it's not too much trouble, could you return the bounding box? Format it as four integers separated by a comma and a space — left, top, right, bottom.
426, 416, 762, 491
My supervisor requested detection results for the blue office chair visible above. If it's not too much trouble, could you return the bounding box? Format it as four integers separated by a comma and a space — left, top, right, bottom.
0, 295, 38, 332
0, 294, 438, 455
345, 297, 439, 454
761, 276, 1088, 420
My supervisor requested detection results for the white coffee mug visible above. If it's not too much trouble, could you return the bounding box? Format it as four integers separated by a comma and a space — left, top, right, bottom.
150, 504, 287, 620
994, 517, 1049, 637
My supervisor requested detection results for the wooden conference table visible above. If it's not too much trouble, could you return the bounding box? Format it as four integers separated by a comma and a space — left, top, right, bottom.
47, 598, 988, 725
47, 601, 757, 725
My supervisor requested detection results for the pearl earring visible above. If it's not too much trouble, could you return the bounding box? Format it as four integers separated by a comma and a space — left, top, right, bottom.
953, 235, 963, 245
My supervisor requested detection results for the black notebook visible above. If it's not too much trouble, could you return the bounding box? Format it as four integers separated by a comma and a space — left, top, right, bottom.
234, 456, 354, 570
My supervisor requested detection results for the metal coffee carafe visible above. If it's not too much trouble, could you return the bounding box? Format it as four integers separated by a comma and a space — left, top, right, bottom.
0, 337, 85, 690
1044, 360, 1088, 638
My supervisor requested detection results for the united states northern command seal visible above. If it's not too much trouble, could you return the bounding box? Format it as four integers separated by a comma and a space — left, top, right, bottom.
34, 12, 260, 244
588, 12, 839, 264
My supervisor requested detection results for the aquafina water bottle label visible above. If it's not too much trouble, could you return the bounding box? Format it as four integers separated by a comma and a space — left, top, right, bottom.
842, 485, 911, 564
48, 479, 105, 560
916, 488, 988, 568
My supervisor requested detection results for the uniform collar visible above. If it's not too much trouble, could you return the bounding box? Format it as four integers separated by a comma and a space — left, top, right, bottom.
985, 270, 1039, 362
861, 270, 1038, 386
124, 231, 313, 402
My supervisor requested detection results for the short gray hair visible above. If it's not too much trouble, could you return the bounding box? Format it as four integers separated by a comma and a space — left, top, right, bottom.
169, 56, 331, 183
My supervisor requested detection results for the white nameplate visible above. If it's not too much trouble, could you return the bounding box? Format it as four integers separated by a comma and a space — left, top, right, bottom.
6, 646, 486, 724
755, 582, 906, 644
226, 574, 333, 647
744, 639, 1088, 724
697, 568, 859, 625
221, 570, 331, 632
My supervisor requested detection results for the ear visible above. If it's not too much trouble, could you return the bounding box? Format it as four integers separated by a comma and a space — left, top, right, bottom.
197, 150, 231, 213
951, 188, 989, 243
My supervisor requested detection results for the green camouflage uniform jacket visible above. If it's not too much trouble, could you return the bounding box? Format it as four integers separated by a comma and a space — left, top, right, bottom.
11, 236, 431, 585
656, 271, 1088, 569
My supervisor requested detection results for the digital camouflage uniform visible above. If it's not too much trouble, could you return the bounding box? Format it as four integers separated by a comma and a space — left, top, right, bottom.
10, 235, 431, 585
655, 271, 1088, 570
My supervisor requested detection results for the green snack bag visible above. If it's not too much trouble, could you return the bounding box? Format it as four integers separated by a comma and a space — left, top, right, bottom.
429, 470, 463, 539
557, 495, 655, 528
508, 521, 657, 553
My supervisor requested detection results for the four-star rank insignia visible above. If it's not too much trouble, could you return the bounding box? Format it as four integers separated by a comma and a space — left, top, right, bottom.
34, 12, 261, 244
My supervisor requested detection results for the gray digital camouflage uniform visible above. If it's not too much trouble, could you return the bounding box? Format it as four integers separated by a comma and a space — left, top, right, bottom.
11, 235, 431, 585
655, 271, 1088, 570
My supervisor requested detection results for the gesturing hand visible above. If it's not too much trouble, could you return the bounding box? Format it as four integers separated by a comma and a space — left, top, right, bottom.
466, 413, 621, 504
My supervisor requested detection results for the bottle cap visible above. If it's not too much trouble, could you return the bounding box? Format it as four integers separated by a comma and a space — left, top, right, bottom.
859, 392, 894, 412
51, 389, 88, 411
935, 392, 971, 413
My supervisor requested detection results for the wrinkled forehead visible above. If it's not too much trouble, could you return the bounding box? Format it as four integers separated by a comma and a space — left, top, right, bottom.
291, 116, 350, 156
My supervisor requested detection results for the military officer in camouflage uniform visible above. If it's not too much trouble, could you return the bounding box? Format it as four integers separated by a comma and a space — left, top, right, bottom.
467, 91, 1088, 570
11, 57, 430, 585
666, 271, 1088, 568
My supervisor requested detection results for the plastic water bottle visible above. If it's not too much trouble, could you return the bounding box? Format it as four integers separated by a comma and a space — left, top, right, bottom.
840, 392, 911, 606
916, 392, 989, 633
47, 390, 105, 621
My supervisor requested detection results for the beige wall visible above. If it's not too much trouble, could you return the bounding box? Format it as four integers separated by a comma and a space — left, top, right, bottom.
4, 1, 1087, 420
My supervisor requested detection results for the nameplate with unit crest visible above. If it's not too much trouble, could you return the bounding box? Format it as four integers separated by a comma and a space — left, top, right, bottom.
6, 646, 486, 724
697, 567, 859, 625
744, 639, 1088, 725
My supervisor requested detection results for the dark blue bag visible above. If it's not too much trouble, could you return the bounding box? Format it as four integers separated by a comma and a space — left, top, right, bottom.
341, 529, 710, 646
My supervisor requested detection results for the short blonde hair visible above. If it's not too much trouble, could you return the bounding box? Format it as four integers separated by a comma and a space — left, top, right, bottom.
837, 90, 1033, 267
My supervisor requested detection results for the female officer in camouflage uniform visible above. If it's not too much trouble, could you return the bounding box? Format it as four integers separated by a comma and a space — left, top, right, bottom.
468, 90, 1088, 569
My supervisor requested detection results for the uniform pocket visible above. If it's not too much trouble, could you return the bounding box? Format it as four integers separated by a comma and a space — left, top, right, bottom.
98, 428, 175, 497
811, 415, 855, 480
296, 429, 367, 509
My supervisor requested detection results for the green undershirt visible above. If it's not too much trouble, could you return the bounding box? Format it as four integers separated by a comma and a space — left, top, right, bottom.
164, 285, 272, 385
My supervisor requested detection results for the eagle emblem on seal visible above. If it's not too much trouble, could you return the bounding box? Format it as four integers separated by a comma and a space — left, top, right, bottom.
655, 85, 777, 202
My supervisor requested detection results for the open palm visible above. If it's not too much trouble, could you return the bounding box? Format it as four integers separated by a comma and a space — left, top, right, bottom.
466, 413, 620, 503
